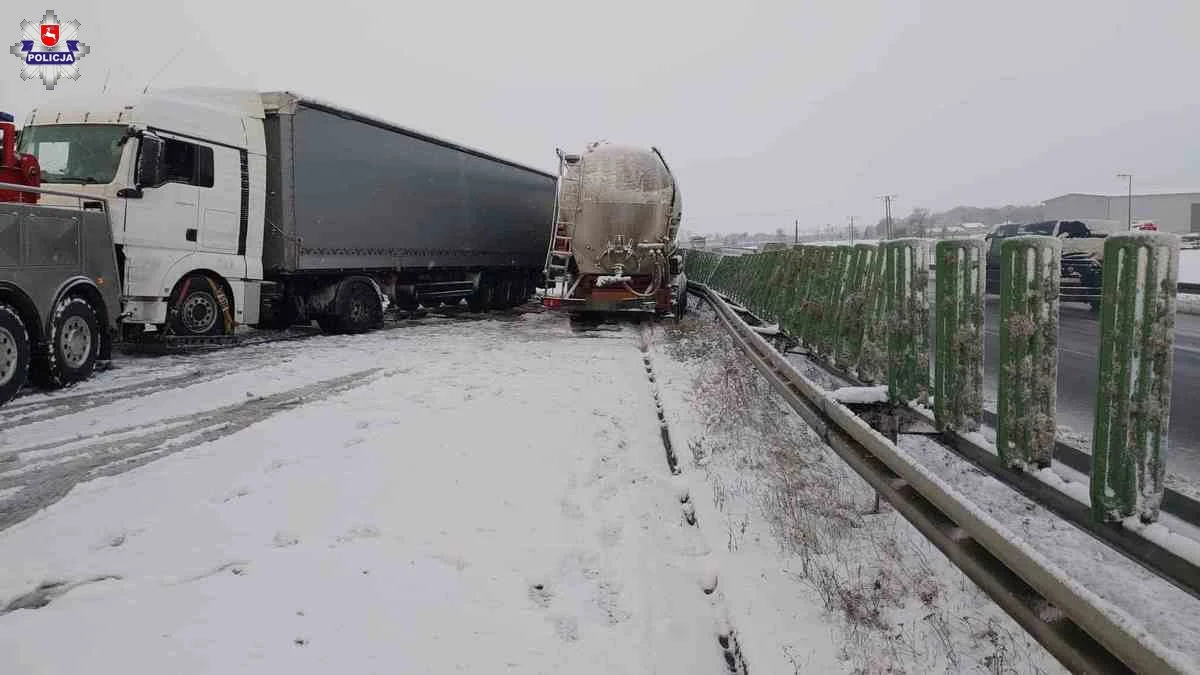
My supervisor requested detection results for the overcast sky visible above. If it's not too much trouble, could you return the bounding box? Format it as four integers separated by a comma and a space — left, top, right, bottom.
3, 0, 1199, 235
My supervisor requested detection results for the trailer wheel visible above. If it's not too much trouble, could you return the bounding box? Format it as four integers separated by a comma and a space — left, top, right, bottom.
0, 303, 31, 406
34, 296, 101, 389
335, 279, 382, 334
170, 275, 225, 336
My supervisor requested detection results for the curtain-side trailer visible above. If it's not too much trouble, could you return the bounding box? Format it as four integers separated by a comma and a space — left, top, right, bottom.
17, 87, 555, 340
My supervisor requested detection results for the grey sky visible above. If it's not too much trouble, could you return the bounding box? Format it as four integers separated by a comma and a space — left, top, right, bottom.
3, 0, 1198, 235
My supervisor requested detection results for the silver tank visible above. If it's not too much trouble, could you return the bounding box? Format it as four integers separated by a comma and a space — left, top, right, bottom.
563, 143, 681, 277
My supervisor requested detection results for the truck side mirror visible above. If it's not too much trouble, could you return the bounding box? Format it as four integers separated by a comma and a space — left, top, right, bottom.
136, 132, 165, 188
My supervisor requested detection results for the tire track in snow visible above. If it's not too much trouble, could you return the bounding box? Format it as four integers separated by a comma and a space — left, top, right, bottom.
0, 368, 244, 431
638, 328, 749, 674
0, 368, 386, 533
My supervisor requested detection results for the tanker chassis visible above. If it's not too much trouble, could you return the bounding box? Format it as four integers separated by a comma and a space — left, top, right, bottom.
14, 88, 556, 340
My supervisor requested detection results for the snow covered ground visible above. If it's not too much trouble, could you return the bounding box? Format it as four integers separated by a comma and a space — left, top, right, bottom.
648, 307, 1064, 674
4, 296, 1194, 673
0, 309, 742, 674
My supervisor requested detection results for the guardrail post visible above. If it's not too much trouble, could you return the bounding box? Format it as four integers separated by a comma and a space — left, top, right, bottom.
996, 236, 1060, 469
882, 239, 931, 405
934, 239, 985, 432
1091, 232, 1180, 523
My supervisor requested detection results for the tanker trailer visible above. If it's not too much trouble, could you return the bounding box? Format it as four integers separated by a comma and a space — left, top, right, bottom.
542, 142, 685, 317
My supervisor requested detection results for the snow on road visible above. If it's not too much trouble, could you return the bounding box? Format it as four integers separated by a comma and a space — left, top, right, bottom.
0, 311, 734, 674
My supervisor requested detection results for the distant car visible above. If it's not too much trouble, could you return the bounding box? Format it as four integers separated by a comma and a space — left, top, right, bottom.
1020, 219, 1123, 311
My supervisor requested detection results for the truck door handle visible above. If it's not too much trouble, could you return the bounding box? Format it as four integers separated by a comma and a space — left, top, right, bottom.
176, 201, 195, 207
186, 228, 197, 242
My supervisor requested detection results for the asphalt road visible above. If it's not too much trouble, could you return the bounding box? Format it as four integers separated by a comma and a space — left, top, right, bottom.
981, 298, 1200, 481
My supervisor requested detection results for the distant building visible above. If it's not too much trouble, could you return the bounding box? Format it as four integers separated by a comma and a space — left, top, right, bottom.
1041, 192, 1200, 233
687, 236, 707, 250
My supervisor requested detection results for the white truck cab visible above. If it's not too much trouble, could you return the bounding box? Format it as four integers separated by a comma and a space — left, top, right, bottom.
19, 88, 268, 335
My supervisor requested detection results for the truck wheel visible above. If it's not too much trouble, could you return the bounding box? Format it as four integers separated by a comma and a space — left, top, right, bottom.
336, 280, 382, 334
0, 304, 31, 406
170, 275, 224, 336
35, 296, 101, 389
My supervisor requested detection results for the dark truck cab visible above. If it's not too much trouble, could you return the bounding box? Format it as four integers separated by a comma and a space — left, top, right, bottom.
0, 182, 122, 406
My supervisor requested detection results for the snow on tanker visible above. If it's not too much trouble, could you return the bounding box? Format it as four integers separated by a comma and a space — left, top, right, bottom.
542, 142, 685, 317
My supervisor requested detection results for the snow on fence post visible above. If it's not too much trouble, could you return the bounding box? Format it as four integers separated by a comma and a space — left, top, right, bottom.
1091, 232, 1179, 523
933, 239, 985, 432
996, 235, 1060, 469
836, 244, 878, 372
882, 239, 931, 405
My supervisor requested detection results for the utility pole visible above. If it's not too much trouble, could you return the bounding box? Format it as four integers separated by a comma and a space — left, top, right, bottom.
877, 194, 897, 240
794, 219, 798, 245
1116, 173, 1133, 230
848, 216, 856, 244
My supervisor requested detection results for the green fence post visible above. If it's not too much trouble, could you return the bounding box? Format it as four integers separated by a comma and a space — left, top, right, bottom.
934, 239, 985, 432
1091, 232, 1180, 523
882, 239, 931, 405
858, 244, 888, 383
996, 235, 1060, 469
798, 246, 822, 349
827, 246, 853, 366
815, 247, 841, 359
835, 244, 876, 371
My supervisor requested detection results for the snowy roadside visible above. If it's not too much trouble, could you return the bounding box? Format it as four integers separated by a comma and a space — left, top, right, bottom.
646, 307, 1065, 674
0, 311, 736, 674
763, 313, 1200, 669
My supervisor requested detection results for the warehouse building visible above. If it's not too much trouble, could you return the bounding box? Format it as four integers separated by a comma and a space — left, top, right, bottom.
1041, 191, 1200, 233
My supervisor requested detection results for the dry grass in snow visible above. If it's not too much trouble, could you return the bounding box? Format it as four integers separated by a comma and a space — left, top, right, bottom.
651, 311, 1065, 675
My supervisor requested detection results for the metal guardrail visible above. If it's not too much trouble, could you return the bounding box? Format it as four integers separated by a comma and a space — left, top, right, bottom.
691, 281, 1192, 675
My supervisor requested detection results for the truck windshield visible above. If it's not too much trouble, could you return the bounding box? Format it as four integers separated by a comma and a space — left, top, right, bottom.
17, 124, 128, 185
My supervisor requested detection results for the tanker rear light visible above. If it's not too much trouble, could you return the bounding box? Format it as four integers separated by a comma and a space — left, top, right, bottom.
543, 297, 562, 309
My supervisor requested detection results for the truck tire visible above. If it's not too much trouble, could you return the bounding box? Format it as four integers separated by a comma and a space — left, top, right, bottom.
333, 279, 382, 334
170, 274, 225, 337
34, 296, 101, 389
0, 303, 31, 406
